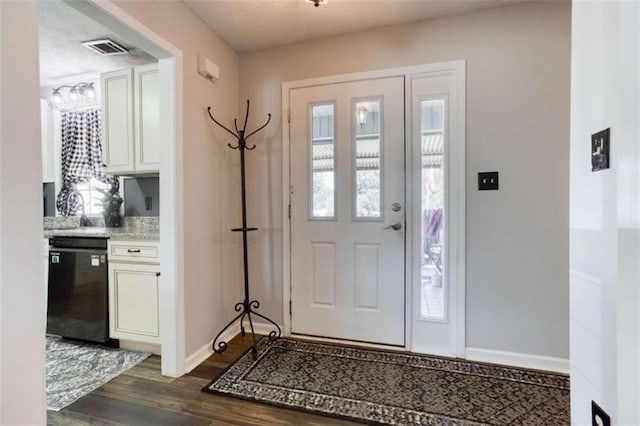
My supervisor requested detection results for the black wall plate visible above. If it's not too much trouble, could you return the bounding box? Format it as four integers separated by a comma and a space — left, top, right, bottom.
592, 128, 610, 172
478, 172, 499, 190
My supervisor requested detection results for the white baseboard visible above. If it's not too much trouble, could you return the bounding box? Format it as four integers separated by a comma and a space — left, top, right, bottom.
465, 347, 570, 374
184, 323, 240, 373
184, 320, 282, 374
248, 320, 281, 337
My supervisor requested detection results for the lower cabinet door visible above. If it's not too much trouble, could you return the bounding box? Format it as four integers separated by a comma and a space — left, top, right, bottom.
109, 262, 160, 344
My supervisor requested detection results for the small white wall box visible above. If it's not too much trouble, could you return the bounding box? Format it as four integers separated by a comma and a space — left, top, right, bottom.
198, 55, 219, 83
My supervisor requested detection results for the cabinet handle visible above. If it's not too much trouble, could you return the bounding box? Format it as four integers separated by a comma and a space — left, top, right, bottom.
156, 272, 161, 277
127, 249, 141, 253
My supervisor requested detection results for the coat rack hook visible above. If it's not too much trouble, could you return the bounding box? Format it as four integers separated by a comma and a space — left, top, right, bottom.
246, 113, 272, 140
207, 107, 239, 140
242, 99, 250, 133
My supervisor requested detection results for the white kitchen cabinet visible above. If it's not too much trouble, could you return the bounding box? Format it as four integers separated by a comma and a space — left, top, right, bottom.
101, 64, 159, 175
101, 68, 135, 174
133, 64, 160, 172
108, 240, 160, 345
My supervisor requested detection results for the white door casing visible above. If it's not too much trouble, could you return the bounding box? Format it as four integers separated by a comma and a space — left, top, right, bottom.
289, 77, 406, 346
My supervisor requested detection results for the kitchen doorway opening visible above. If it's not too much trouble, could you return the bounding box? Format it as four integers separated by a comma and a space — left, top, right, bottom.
41, 0, 185, 377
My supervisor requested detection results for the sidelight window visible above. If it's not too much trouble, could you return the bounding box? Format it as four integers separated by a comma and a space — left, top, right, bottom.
420, 99, 446, 320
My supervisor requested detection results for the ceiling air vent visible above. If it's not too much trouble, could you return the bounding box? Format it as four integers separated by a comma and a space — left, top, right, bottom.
82, 39, 128, 56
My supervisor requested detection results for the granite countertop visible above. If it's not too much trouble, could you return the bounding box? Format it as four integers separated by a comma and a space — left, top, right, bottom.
44, 227, 159, 241
44, 217, 160, 242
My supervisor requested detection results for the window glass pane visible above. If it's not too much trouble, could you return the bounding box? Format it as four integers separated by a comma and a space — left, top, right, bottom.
420, 99, 446, 319
355, 99, 381, 219
311, 104, 335, 218
75, 177, 112, 215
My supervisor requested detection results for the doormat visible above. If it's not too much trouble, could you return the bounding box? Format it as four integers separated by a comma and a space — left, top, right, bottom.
203, 338, 569, 425
46, 336, 151, 411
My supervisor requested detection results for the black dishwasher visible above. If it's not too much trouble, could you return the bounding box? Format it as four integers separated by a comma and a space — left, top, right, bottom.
47, 236, 110, 344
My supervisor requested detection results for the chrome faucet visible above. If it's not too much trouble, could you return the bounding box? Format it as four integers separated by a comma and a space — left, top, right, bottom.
67, 190, 91, 227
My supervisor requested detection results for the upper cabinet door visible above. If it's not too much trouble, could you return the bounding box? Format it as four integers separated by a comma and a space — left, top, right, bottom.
133, 64, 160, 173
102, 68, 134, 174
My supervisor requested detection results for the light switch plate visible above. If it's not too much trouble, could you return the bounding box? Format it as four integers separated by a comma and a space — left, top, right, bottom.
478, 171, 499, 191
592, 128, 610, 172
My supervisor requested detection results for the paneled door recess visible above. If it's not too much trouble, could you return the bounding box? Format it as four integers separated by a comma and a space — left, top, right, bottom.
289, 77, 405, 346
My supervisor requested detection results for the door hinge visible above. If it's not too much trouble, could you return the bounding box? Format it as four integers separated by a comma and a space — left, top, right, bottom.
289, 300, 292, 316
288, 204, 291, 219
287, 109, 291, 123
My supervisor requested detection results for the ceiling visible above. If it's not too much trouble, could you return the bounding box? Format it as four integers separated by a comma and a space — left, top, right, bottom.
38, 1, 156, 88
183, 0, 529, 53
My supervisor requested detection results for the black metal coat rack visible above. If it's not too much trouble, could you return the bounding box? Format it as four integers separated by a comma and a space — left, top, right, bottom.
207, 100, 281, 359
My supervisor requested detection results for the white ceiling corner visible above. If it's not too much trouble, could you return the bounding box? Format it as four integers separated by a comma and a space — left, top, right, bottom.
183, 0, 530, 53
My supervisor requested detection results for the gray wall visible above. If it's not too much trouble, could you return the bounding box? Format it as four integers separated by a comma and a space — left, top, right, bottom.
124, 176, 159, 216
239, 1, 571, 358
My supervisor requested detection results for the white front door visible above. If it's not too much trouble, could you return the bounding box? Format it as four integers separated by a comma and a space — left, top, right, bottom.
289, 77, 405, 346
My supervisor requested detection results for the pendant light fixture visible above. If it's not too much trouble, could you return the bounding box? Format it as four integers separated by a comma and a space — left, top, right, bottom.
357, 104, 369, 129
305, 0, 328, 7
49, 82, 96, 110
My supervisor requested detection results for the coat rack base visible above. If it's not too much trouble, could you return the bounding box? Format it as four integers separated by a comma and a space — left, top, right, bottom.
212, 299, 281, 360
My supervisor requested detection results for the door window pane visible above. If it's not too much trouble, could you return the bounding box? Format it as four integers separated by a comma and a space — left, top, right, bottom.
420, 99, 445, 319
354, 99, 381, 219
311, 104, 335, 218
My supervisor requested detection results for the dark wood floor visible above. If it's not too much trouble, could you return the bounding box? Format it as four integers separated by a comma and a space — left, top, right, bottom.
48, 334, 360, 425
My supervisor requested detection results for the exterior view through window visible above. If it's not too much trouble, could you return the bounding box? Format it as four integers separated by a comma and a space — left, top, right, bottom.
311, 103, 335, 218
75, 177, 112, 215
421, 99, 445, 319
354, 99, 382, 219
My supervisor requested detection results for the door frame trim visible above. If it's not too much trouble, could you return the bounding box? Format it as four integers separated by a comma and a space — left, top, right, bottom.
282, 61, 466, 356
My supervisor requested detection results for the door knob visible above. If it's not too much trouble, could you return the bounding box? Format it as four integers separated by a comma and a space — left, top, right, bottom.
383, 222, 402, 231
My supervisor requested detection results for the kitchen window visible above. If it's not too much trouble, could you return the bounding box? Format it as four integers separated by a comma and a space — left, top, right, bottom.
75, 177, 112, 215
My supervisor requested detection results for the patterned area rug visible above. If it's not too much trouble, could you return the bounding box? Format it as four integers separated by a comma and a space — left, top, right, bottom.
46, 336, 151, 411
204, 338, 569, 425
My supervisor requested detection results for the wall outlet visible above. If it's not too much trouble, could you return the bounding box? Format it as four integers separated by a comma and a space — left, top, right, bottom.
592, 401, 610, 426
144, 197, 152, 211
478, 171, 499, 190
